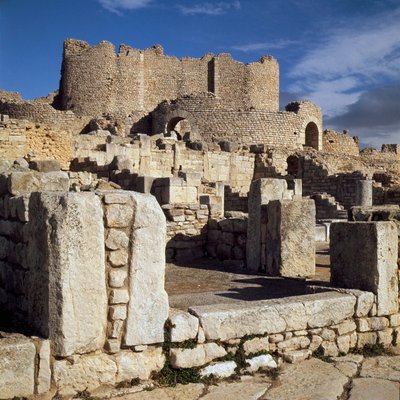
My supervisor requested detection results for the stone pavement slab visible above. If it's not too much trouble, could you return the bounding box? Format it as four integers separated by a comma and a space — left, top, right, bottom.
201, 381, 270, 400
349, 378, 399, 400
260, 358, 349, 400
360, 355, 400, 382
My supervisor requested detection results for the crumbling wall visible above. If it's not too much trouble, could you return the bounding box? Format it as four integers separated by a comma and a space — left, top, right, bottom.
0, 115, 75, 168
322, 129, 359, 156
59, 39, 279, 118
0, 99, 89, 132
152, 96, 322, 148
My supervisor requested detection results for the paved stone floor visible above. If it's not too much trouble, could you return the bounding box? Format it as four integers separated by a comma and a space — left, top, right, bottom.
166, 242, 331, 310
90, 353, 400, 400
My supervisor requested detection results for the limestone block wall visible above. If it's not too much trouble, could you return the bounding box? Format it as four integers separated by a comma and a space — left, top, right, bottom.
301, 157, 369, 209
163, 203, 210, 262
374, 185, 400, 205
0, 114, 79, 169
206, 216, 247, 266
0, 100, 89, 132
71, 134, 256, 200
322, 129, 359, 156
152, 96, 322, 149
0, 90, 21, 102
0, 171, 70, 325
59, 39, 279, 118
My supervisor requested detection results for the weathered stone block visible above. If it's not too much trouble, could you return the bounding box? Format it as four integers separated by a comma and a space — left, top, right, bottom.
115, 347, 165, 382
264, 199, 315, 277
0, 336, 36, 399
105, 203, 133, 228
169, 309, 199, 343
54, 353, 117, 396
243, 336, 270, 355
200, 361, 237, 378
27, 192, 107, 357
124, 192, 169, 346
36, 339, 51, 394
246, 354, 277, 372
8, 171, 69, 195
105, 229, 129, 250
331, 222, 399, 316
246, 178, 302, 271
29, 159, 61, 172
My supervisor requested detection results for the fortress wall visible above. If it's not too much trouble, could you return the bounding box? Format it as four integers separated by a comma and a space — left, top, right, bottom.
0, 100, 89, 132
213, 54, 250, 109
60, 40, 118, 116
152, 96, 321, 148
59, 39, 279, 118
0, 90, 22, 102
247, 57, 279, 111
323, 129, 359, 156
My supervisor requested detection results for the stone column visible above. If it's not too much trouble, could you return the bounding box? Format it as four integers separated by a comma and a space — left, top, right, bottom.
355, 179, 373, 207
27, 192, 107, 357
331, 221, 398, 316
264, 199, 315, 277
246, 179, 291, 271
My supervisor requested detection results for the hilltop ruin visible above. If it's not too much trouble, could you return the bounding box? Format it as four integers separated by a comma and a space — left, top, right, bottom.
0, 39, 399, 398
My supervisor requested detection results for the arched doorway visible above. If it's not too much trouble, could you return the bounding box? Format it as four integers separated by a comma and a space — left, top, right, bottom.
166, 117, 192, 141
304, 122, 319, 150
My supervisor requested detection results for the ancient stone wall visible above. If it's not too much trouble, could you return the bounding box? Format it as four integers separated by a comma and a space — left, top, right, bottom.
152, 96, 322, 148
59, 39, 279, 118
0, 100, 89, 132
0, 115, 75, 169
206, 215, 247, 266
0, 90, 21, 102
322, 129, 359, 156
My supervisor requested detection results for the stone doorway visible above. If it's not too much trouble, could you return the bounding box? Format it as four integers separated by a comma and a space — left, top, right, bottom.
166, 117, 192, 141
304, 121, 319, 149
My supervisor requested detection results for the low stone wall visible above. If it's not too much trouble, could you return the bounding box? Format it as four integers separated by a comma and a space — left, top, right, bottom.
206, 215, 247, 266
0, 100, 89, 132
164, 203, 210, 262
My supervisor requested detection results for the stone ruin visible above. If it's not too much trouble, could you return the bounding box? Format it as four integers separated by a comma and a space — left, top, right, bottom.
0, 39, 399, 398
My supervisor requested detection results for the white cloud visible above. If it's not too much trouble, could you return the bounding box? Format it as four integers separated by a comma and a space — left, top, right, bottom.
289, 7, 400, 118
231, 40, 295, 53
177, 1, 240, 16
98, 0, 152, 15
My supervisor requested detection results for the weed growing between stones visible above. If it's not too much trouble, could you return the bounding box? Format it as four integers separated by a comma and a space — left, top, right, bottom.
262, 366, 281, 381
312, 347, 333, 363
152, 363, 202, 387
72, 389, 99, 400
351, 343, 393, 357
392, 330, 398, 346
116, 377, 141, 389
171, 338, 198, 349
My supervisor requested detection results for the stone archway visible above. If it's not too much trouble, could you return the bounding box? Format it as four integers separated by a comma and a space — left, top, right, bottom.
304, 122, 319, 150
166, 117, 192, 141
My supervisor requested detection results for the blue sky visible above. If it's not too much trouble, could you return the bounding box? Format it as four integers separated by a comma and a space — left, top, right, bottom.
0, 0, 399, 147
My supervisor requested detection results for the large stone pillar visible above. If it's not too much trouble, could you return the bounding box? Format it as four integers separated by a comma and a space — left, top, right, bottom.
264, 199, 315, 277
246, 178, 302, 271
27, 192, 107, 357
331, 221, 398, 316
124, 192, 169, 346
